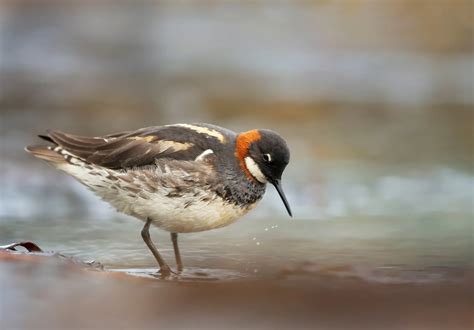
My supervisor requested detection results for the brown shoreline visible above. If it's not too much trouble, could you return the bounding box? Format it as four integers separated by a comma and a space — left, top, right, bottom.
1, 250, 472, 330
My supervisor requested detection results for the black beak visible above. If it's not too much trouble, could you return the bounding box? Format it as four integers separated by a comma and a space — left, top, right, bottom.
271, 179, 293, 217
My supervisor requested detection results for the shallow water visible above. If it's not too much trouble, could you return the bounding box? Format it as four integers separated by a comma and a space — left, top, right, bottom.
2, 212, 471, 284
2, 249, 471, 330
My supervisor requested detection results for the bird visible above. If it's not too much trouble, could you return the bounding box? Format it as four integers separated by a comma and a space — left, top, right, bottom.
25, 123, 292, 276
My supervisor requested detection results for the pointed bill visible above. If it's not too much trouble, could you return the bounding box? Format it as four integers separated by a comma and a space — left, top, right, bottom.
271, 179, 292, 217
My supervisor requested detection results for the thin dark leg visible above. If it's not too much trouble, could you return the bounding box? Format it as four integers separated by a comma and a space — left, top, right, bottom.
141, 217, 171, 275
171, 232, 183, 272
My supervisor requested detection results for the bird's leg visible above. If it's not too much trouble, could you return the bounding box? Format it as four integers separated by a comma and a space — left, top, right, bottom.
171, 232, 184, 272
141, 217, 171, 276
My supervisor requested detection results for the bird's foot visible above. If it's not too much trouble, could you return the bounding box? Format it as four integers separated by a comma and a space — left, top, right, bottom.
154, 266, 179, 279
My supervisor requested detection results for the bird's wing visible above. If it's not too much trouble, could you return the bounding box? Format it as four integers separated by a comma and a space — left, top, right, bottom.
40, 124, 233, 170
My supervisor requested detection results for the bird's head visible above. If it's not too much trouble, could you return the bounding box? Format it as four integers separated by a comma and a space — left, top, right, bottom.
235, 129, 292, 217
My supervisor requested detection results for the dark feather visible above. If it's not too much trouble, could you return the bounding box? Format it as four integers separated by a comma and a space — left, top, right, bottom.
38, 134, 54, 143
39, 125, 232, 170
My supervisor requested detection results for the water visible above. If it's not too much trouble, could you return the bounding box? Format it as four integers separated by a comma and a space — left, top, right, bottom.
2, 210, 471, 284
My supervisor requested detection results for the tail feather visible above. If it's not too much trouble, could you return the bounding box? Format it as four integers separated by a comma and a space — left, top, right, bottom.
38, 134, 54, 143
25, 145, 66, 164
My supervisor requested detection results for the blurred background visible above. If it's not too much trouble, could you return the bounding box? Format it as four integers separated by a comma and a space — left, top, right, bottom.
0, 0, 472, 284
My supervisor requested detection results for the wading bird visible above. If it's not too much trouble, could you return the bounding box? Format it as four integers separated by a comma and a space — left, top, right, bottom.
26, 123, 292, 276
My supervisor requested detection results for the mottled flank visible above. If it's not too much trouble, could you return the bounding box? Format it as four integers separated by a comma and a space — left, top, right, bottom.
26, 148, 258, 233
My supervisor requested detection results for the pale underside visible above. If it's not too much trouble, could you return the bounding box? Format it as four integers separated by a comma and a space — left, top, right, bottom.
55, 151, 258, 233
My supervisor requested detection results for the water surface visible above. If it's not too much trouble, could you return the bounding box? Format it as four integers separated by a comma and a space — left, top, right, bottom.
3, 211, 471, 284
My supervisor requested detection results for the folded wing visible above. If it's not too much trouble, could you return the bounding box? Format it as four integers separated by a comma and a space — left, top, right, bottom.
40, 126, 208, 170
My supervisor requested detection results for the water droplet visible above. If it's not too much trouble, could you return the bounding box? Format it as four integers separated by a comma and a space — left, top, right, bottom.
256, 242, 260, 246
264, 228, 269, 231
252, 237, 256, 241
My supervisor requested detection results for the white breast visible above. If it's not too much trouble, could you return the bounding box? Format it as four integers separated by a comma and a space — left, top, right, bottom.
132, 190, 255, 233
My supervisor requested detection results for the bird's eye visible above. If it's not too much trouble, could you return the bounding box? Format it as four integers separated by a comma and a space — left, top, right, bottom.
263, 153, 272, 163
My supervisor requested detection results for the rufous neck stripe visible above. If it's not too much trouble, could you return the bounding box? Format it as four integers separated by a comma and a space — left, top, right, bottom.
235, 130, 261, 180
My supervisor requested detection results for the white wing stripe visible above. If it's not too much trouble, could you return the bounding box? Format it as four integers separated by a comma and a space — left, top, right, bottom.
172, 124, 226, 143
195, 149, 214, 161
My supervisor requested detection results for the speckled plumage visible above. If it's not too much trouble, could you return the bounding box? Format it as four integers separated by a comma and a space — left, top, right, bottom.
26, 123, 269, 233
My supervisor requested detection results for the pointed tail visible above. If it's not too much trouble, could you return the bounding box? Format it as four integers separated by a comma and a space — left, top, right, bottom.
25, 145, 66, 164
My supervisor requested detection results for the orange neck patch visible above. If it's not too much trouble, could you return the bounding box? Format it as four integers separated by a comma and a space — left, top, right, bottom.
235, 130, 261, 180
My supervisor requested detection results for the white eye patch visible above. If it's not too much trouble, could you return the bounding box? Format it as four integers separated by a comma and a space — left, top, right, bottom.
244, 157, 267, 183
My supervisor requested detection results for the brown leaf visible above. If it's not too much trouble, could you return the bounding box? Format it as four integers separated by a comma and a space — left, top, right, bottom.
0, 241, 43, 252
